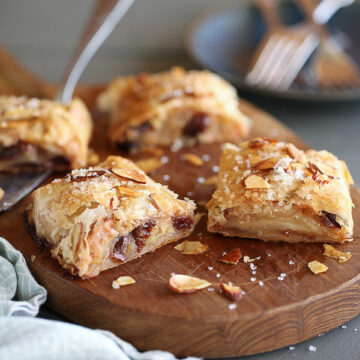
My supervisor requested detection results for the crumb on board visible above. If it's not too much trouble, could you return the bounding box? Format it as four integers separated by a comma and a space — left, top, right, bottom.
323, 244, 351, 263
174, 240, 208, 255
308, 260, 328, 274
112, 276, 136, 289
183, 153, 204, 166
30, 255, 36, 262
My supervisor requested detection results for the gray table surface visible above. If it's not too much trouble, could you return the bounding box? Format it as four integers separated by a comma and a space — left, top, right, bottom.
1, 0, 360, 359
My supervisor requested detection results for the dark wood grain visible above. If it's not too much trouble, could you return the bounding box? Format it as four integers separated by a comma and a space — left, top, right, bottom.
1, 86, 360, 358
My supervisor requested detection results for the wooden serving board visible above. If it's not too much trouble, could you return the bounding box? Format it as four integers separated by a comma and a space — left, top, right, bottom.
1, 85, 360, 358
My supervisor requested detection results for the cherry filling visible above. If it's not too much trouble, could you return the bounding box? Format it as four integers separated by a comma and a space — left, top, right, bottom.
0, 141, 28, 159
172, 216, 193, 231
183, 112, 211, 137
111, 220, 156, 260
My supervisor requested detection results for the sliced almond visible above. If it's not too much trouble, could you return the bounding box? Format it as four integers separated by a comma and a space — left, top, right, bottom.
168, 274, 211, 293
308, 260, 328, 274
141, 146, 164, 156
218, 248, 242, 265
323, 244, 351, 263
204, 176, 218, 185
110, 167, 146, 184
184, 153, 204, 167
253, 157, 280, 170
220, 283, 243, 302
0, 187, 4, 200
244, 174, 269, 189
30, 255, 36, 262
174, 240, 208, 255
112, 275, 136, 289
286, 143, 306, 163
116, 186, 139, 197
135, 157, 164, 173
150, 193, 172, 212
248, 137, 278, 149
249, 154, 262, 166
71, 170, 106, 182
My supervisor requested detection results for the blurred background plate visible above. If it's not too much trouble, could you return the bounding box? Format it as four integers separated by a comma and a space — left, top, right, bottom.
186, 0, 360, 102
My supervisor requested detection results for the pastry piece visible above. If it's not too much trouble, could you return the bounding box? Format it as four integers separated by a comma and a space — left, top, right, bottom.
0, 96, 92, 172
207, 138, 354, 243
27, 156, 196, 278
96, 67, 251, 151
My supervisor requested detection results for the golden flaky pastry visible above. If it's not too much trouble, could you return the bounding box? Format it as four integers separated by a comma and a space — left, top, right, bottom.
28, 156, 197, 278
96, 67, 251, 151
207, 138, 354, 243
0, 96, 92, 172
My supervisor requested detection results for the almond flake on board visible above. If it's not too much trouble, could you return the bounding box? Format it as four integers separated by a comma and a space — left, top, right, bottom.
112, 276, 136, 289
168, 274, 211, 293
244, 175, 269, 189
110, 167, 146, 184
135, 157, 164, 173
204, 176, 218, 185
218, 248, 242, 265
174, 240, 208, 255
308, 260, 328, 274
323, 244, 351, 263
184, 153, 204, 167
220, 283, 243, 302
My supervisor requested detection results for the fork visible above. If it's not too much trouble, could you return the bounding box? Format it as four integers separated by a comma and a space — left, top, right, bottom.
246, 0, 319, 90
298, 0, 360, 89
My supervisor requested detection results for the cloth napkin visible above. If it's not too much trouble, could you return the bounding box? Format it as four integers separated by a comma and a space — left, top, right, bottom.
0, 237, 200, 360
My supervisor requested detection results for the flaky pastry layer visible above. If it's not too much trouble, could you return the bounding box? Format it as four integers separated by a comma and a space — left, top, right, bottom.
207, 138, 354, 243
28, 156, 196, 278
97, 67, 251, 151
0, 96, 92, 172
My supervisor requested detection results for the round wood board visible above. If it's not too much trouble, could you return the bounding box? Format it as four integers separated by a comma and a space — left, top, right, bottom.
1, 87, 360, 358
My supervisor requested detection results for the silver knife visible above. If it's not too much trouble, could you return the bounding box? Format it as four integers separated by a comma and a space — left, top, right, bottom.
0, 0, 134, 212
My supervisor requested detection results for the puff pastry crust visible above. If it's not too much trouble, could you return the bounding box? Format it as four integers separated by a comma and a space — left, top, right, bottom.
207, 138, 354, 243
28, 156, 196, 278
0, 96, 92, 172
97, 67, 251, 151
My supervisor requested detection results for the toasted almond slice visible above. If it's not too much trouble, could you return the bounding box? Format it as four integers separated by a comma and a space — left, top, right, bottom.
110, 167, 146, 184
71, 170, 106, 182
253, 157, 279, 170
308, 260, 328, 274
116, 186, 139, 197
112, 275, 136, 289
286, 143, 306, 163
323, 244, 351, 263
168, 274, 211, 293
174, 240, 208, 255
184, 153, 204, 167
218, 248, 242, 265
244, 174, 269, 189
150, 193, 172, 212
0, 187, 4, 200
141, 146, 164, 156
220, 283, 243, 302
249, 154, 262, 166
135, 157, 164, 173
204, 176, 218, 185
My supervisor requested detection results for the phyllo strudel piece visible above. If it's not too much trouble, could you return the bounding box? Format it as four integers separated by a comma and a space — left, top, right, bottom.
0, 96, 92, 172
207, 138, 354, 243
28, 156, 196, 278
96, 67, 251, 151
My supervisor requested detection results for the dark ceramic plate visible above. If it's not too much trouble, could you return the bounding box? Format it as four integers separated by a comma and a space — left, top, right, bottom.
185, 1, 360, 102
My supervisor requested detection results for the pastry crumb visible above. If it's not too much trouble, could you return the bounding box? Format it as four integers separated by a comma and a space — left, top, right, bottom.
308, 260, 328, 274
184, 153, 204, 166
174, 240, 208, 255
0, 187, 4, 200
30, 255, 36, 262
323, 244, 351, 263
228, 303, 237, 310
308, 345, 317, 352
112, 276, 136, 289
